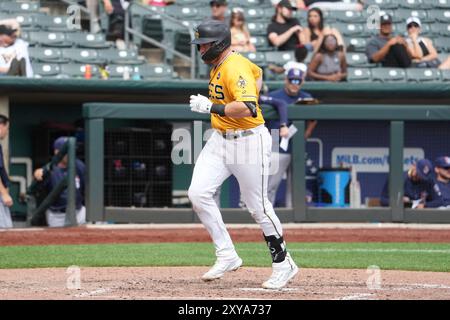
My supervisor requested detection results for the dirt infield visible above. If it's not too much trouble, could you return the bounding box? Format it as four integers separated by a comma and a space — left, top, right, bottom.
1, 266, 449, 300
1, 224, 450, 246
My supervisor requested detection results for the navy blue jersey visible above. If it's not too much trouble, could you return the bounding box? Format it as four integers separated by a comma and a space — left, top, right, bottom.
380, 172, 434, 206
425, 180, 450, 208
44, 159, 85, 211
0, 144, 10, 188
263, 88, 312, 154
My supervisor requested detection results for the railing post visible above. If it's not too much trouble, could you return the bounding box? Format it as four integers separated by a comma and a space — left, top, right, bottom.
291, 120, 306, 222
390, 121, 404, 222
86, 118, 104, 222
65, 137, 77, 227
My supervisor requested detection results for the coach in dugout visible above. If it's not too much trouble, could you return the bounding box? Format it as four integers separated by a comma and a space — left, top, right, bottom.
33, 137, 86, 227
380, 158, 434, 208
421, 157, 450, 209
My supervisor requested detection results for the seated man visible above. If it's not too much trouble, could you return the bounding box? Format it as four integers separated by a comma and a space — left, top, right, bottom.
366, 14, 412, 68
33, 137, 86, 227
423, 157, 450, 208
380, 158, 434, 207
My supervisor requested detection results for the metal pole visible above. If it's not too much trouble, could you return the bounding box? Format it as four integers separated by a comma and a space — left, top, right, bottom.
291, 120, 306, 222
64, 137, 77, 227
389, 121, 404, 222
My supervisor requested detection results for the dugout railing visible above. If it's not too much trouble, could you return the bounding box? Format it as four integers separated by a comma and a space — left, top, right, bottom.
83, 103, 450, 224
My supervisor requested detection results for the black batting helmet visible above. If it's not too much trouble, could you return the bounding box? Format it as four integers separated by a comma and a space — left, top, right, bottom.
191, 20, 231, 64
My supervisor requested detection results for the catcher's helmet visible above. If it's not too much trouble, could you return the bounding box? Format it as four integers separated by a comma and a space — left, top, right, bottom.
191, 20, 231, 63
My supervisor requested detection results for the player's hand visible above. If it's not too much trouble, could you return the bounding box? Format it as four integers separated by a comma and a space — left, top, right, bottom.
2, 193, 13, 207
280, 126, 289, 138
189, 94, 212, 114
34, 168, 44, 181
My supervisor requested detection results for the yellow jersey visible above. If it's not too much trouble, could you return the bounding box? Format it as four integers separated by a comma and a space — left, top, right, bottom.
208, 51, 265, 132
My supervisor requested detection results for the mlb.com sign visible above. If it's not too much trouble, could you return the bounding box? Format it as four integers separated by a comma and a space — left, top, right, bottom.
331, 148, 425, 173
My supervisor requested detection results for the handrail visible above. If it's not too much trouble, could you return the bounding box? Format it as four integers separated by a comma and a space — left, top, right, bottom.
125, 2, 196, 78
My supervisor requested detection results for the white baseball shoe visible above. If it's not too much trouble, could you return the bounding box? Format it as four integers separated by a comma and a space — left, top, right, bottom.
202, 256, 243, 281
262, 253, 299, 290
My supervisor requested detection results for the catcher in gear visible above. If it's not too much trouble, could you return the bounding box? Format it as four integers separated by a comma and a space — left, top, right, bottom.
188, 20, 298, 289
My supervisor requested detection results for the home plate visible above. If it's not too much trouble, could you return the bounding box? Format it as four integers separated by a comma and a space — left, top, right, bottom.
239, 287, 301, 292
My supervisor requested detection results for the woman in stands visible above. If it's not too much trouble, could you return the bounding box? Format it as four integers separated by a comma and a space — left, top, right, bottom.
229, 8, 256, 53
405, 17, 450, 70
307, 34, 347, 81
299, 8, 345, 53
0, 23, 33, 77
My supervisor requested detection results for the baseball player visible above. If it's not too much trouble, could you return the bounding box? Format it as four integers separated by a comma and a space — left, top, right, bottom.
0, 114, 13, 229
188, 20, 298, 289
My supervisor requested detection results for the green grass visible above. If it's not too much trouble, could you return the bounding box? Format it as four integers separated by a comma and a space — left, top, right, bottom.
0, 242, 449, 272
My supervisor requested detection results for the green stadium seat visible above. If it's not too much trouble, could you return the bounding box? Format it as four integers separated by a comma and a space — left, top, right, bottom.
241, 8, 266, 22
264, 7, 276, 20
427, 9, 450, 23
247, 22, 267, 36
98, 49, 145, 65
250, 36, 270, 51
334, 23, 365, 37
265, 51, 295, 66
29, 47, 66, 63
165, 6, 199, 19
406, 68, 441, 82
395, 9, 430, 23
264, 68, 286, 81
137, 64, 175, 80
347, 68, 372, 82
36, 15, 73, 32
32, 63, 61, 77
333, 11, 365, 23
176, 0, 203, 6
430, 23, 450, 36
430, 0, 450, 8
28, 31, 72, 47
399, 0, 432, 9
365, 0, 397, 9
371, 68, 406, 82
434, 37, 450, 52
441, 69, 450, 81
0, 1, 39, 13
62, 48, 106, 64
59, 63, 100, 79
196, 7, 212, 19
228, 0, 263, 7
294, 10, 307, 24
241, 52, 267, 67
346, 53, 374, 67
68, 32, 112, 49
345, 37, 367, 52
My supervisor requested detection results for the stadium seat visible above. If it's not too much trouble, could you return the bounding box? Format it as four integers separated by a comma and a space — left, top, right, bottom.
399, 0, 432, 9
32, 63, 61, 77
345, 37, 367, 52
334, 23, 365, 37
430, 23, 450, 36
345, 53, 375, 67
294, 10, 307, 24
347, 68, 372, 82
430, 0, 450, 8
98, 49, 145, 65
427, 9, 450, 23
441, 69, 450, 81
68, 32, 112, 49
242, 8, 267, 22
62, 48, 106, 64
165, 6, 199, 19
371, 68, 407, 82
333, 11, 365, 23
265, 51, 295, 66
365, 0, 397, 9
247, 22, 267, 36
406, 68, 441, 82
137, 64, 175, 80
59, 63, 100, 79
36, 15, 74, 32
250, 36, 270, 51
228, 0, 263, 7
434, 37, 450, 52
0, 1, 39, 13
395, 9, 430, 23
29, 47, 66, 64
28, 31, 72, 47
241, 52, 267, 67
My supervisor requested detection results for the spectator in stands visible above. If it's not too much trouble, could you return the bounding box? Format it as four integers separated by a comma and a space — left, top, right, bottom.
0, 24, 33, 78
267, 0, 303, 51
230, 8, 256, 53
85, 0, 102, 33
33, 137, 86, 227
295, 0, 364, 11
262, 68, 317, 206
307, 34, 347, 81
366, 14, 412, 68
0, 115, 13, 229
103, 0, 129, 50
405, 17, 450, 70
268, 44, 309, 75
210, 0, 229, 23
422, 157, 450, 208
380, 158, 434, 208
299, 8, 345, 53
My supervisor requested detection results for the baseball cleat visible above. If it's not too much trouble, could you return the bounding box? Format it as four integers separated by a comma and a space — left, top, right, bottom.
202, 256, 243, 281
262, 253, 299, 290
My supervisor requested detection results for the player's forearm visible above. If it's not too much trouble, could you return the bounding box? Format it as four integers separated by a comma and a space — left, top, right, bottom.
223, 101, 253, 118
0, 179, 8, 196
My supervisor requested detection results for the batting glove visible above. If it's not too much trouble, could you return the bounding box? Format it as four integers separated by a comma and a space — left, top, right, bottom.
189, 94, 212, 114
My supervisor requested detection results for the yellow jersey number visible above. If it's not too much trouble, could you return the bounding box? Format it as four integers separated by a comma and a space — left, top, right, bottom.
209, 82, 224, 101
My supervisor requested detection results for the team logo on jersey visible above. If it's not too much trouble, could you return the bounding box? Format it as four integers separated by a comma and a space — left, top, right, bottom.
237, 76, 247, 89
217, 72, 221, 80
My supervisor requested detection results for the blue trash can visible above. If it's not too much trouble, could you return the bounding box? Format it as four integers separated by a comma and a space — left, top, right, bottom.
317, 168, 351, 207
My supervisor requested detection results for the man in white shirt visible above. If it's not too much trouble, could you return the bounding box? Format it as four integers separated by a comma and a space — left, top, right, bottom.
0, 24, 33, 77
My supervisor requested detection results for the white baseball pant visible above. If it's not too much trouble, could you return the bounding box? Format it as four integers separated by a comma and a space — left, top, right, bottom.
188, 124, 283, 259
